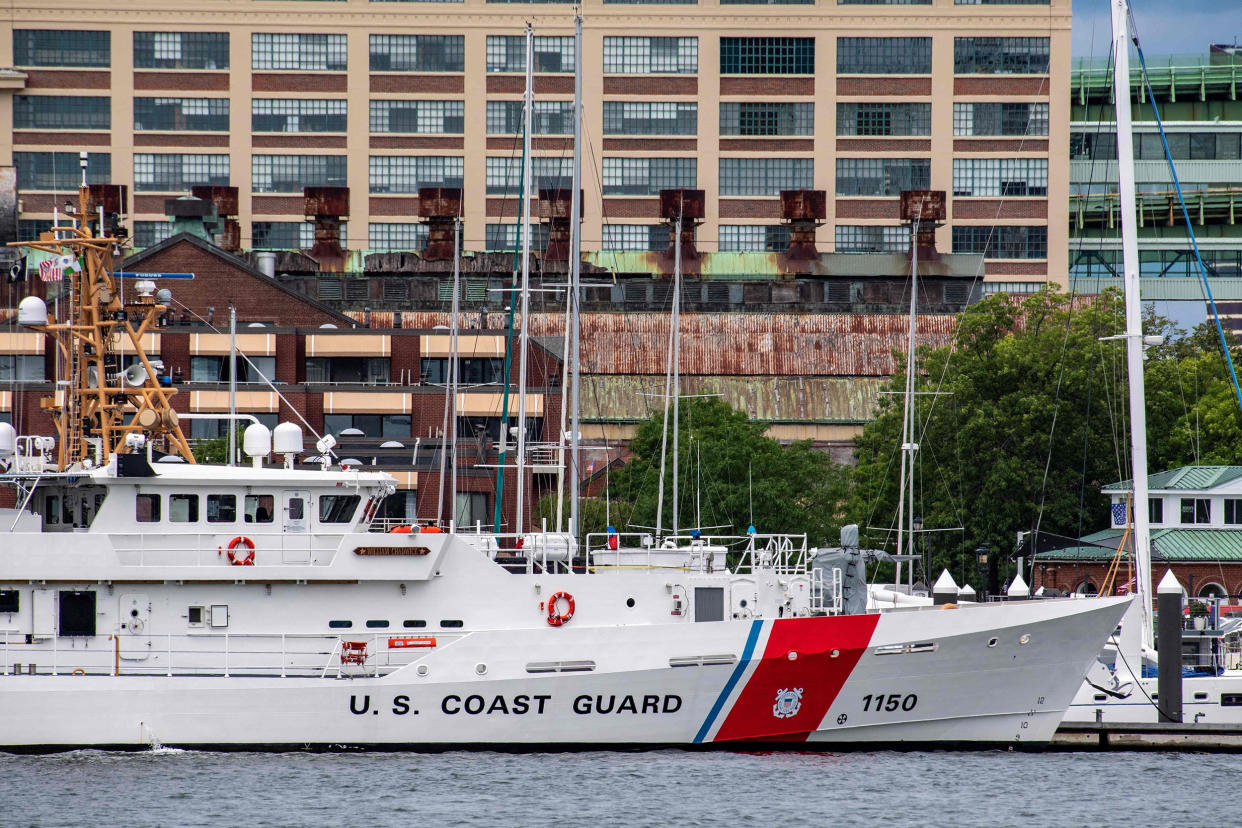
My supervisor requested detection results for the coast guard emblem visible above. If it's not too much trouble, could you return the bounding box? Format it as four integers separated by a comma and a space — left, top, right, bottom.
772, 687, 804, 719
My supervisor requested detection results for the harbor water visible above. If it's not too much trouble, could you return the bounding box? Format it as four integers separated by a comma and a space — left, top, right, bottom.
0, 748, 1229, 827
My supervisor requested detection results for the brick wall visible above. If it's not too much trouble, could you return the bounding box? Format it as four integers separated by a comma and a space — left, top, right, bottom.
954, 77, 1049, 96
1034, 562, 1242, 598
835, 199, 901, 219
253, 73, 347, 93
837, 77, 931, 96
719, 199, 780, 219
374, 136, 463, 150
252, 136, 347, 149
14, 132, 109, 146
134, 72, 228, 91
371, 75, 464, 94
603, 77, 697, 95
24, 70, 109, 89
836, 138, 930, 153
720, 77, 813, 96
954, 200, 1048, 219
134, 134, 229, 148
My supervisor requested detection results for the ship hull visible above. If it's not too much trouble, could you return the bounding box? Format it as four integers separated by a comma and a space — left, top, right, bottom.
0, 597, 1127, 751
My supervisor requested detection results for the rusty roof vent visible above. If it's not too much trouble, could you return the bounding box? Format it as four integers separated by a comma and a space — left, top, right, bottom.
780, 190, 826, 262
304, 186, 349, 272
899, 190, 946, 261
538, 188, 582, 262
419, 187, 463, 261
164, 196, 214, 242
191, 185, 240, 252
85, 184, 129, 242
659, 189, 705, 275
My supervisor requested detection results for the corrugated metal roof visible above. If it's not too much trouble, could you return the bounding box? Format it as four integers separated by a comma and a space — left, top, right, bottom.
385, 311, 955, 377
1103, 466, 1242, 492
579, 375, 884, 423
1034, 527, 1242, 562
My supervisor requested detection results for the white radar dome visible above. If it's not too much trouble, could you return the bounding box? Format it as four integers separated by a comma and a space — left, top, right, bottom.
272, 422, 305, 455
17, 296, 48, 327
0, 422, 15, 457
243, 423, 272, 458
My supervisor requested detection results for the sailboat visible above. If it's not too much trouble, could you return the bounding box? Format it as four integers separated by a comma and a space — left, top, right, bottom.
1060, 0, 1242, 727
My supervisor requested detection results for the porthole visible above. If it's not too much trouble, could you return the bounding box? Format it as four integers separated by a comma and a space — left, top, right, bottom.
366, 619, 389, 629
626, 598, 636, 608
829, 649, 840, 659
404, 619, 427, 628
1019, 634, 1031, 645
739, 599, 748, 608
987, 637, 998, 648
441, 619, 464, 629
475, 663, 487, 675
329, 620, 352, 629
416, 664, 429, 677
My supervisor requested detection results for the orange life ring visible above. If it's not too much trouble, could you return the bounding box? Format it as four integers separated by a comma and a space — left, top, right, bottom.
547, 591, 575, 627
227, 536, 255, 566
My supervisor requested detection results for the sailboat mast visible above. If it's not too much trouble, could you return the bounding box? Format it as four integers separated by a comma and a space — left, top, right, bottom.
568, 10, 583, 541
515, 24, 534, 537
1112, 0, 1154, 648
671, 213, 682, 537
895, 217, 919, 589
449, 216, 461, 529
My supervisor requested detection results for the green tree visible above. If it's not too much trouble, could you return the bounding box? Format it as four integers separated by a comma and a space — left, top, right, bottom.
554, 397, 851, 545
852, 288, 1242, 583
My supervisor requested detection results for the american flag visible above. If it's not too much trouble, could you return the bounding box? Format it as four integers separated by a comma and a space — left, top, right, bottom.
1116, 578, 1134, 595
1110, 502, 1128, 526
38, 258, 62, 282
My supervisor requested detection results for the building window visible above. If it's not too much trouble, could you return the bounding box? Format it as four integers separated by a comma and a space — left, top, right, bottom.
252, 33, 347, 71
952, 158, 1048, 197
1149, 498, 1163, 524
954, 102, 1049, 137
719, 102, 812, 136
603, 102, 696, 136
420, 358, 505, 385
134, 32, 229, 70
720, 37, 813, 75
134, 98, 229, 132
370, 35, 464, 72
1225, 499, 1242, 525
1181, 497, 1210, 525
837, 103, 930, 137
601, 157, 696, 196
252, 100, 347, 133
18, 220, 53, 242
458, 416, 542, 443
954, 37, 1050, 74
252, 222, 316, 249
835, 225, 907, 252
15, 152, 111, 190
133, 221, 173, 249
0, 355, 45, 382
485, 156, 573, 195
835, 158, 929, 197
487, 36, 575, 73
306, 357, 391, 384
370, 223, 428, 251
189, 355, 277, 383
14, 96, 110, 130
372, 100, 464, 134
134, 154, 229, 192
369, 156, 464, 194
603, 37, 697, 74
719, 158, 812, 196
602, 224, 671, 251
13, 30, 109, 67
952, 226, 1048, 259
252, 155, 347, 193
323, 414, 409, 438
455, 492, 489, 526
837, 38, 931, 74
487, 101, 575, 135
485, 223, 550, 252
719, 225, 790, 251
190, 414, 277, 441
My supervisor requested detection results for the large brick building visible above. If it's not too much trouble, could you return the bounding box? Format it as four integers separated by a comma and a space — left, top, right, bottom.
1, 0, 1067, 292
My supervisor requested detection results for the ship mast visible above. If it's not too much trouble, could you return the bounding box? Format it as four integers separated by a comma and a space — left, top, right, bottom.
8, 179, 194, 469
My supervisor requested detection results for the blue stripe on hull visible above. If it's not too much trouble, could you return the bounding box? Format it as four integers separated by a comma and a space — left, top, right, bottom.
693, 619, 763, 744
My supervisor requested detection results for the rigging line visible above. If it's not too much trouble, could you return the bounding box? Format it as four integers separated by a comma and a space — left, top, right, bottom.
1132, 30, 1242, 418
1032, 292, 1079, 543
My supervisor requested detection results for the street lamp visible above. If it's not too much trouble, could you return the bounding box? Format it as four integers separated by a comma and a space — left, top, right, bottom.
975, 543, 991, 602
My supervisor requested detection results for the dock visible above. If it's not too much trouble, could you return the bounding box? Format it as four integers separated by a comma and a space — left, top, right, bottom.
1054, 722, 1242, 751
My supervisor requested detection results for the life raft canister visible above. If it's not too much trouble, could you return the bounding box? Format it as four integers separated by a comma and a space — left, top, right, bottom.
546, 591, 575, 627
227, 536, 256, 566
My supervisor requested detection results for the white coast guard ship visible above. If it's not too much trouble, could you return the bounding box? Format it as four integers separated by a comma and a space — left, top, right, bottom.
0, 188, 1129, 751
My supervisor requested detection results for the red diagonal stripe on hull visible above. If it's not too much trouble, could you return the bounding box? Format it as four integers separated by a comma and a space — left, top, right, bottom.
713, 614, 879, 743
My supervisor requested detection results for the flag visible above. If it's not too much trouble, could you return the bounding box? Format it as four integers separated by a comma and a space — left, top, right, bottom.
1110, 502, 1128, 526
38, 258, 62, 282
7, 256, 26, 283
1116, 578, 1134, 595
58, 255, 83, 275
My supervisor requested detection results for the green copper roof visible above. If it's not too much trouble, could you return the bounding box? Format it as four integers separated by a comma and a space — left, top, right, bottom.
1103, 466, 1242, 493
1034, 528, 1242, 562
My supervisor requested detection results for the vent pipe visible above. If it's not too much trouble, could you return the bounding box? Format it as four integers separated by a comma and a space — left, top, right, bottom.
419, 187, 463, 261
304, 186, 349, 272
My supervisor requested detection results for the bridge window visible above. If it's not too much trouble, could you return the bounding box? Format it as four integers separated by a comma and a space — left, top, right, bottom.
136, 493, 161, 522
207, 494, 236, 522
170, 493, 199, 523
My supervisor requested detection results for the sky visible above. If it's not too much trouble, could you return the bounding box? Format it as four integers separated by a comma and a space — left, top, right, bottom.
1073, 0, 1242, 58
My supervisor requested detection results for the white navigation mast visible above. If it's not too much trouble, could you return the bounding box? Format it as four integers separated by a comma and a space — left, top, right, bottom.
1112, 0, 1155, 649
514, 24, 534, 536
568, 9, 583, 541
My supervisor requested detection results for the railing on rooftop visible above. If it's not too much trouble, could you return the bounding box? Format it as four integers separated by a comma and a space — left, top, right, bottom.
1074, 53, 1241, 105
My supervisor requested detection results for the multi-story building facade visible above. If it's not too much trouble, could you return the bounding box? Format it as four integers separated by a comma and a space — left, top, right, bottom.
1068, 45, 1242, 298
2, 0, 1068, 291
